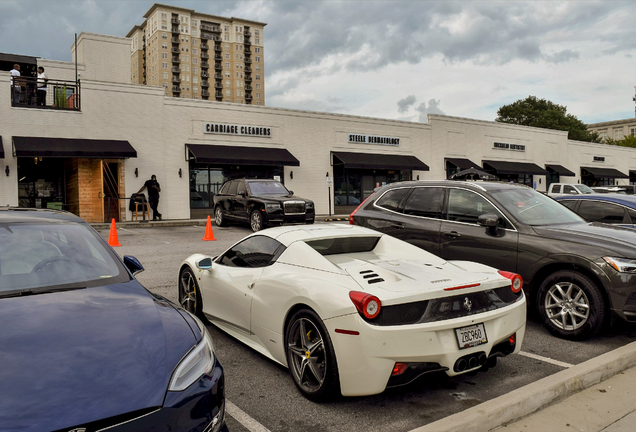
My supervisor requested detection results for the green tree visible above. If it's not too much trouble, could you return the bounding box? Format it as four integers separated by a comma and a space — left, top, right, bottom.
603, 134, 636, 148
495, 96, 601, 143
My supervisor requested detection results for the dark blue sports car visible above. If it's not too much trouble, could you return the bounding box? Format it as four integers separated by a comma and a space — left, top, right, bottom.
0, 209, 227, 432
555, 194, 636, 229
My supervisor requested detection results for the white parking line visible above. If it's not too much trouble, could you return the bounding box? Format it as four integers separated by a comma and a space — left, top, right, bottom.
226, 400, 271, 432
519, 351, 574, 368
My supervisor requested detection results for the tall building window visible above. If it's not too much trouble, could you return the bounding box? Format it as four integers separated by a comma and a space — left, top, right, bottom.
193, 67, 198, 73
236, 80, 240, 86
256, 92, 261, 98
255, 56, 260, 62
225, 90, 230, 96
256, 66, 261, 71
192, 48, 197, 54
255, 74, 260, 80
224, 34, 229, 41
256, 83, 261, 89
193, 77, 198, 83
162, 63, 168, 70
236, 44, 240, 50
163, 72, 168, 79
226, 81, 231, 87
162, 32, 167, 39
256, 101, 261, 106
615, 129, 624, 139
162, 42, 167, 49
225, 53, 230, 59
186, 65, 190, 72
255, 47, 260, 53
193, 38, 197, 45
224, 44, 230, 50
255, 38, 260, 44
193, 58, 198, 64
194, 87, 199, 93
225, 71, 230, 78
255, 30, 259, 36
162, 52, 168, 59
225, 62, 230, 68
162, 13, 167, 20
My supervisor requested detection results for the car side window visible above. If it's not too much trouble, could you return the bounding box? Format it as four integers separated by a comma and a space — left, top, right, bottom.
236, 181, 246, 196
219, 182, 230, 194
217, 236, 284, 268
563, 185, 576, 194
227, 181, 239, 195
577, 201, 627, 224
403, 187, 443, 218
559, 200, 578, 211
375, 188, 411, 212
550, 184, 561, 194
447, 189, 504, 226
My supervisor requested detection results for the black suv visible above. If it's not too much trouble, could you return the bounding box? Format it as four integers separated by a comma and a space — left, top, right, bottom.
351, 180, 636, 340
214, 179, 314, 232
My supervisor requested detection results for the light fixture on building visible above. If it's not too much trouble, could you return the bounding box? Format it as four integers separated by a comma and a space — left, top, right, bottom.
5, 166, 9, 177
34, 157, 42, 165
135, 168, 138, 177
417, 175, 420, 180
290, 170, 293, 179
178, 168, 182, 178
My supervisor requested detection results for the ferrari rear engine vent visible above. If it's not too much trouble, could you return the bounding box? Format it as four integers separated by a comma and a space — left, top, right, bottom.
360, 270, 384, 284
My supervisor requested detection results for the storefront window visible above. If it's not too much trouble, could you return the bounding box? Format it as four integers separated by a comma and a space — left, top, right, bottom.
333, 165, 411, 210
18, 158, 65, 210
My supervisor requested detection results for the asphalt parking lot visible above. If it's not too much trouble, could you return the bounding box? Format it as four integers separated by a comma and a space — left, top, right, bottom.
98, 222, 636, 432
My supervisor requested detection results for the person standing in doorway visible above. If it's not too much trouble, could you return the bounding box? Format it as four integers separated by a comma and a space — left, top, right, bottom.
138, 175, 162, 220
36, 67, 48, 106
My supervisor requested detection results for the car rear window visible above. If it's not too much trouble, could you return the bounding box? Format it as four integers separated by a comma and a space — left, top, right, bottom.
305, 236, 380, 255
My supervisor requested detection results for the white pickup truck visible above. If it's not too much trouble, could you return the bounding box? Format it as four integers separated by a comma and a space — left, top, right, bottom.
547, 183, 594, 197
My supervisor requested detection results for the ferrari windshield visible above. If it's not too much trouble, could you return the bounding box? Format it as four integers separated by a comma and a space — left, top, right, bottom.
490, 188, 585, 226
248, 181, 290, 196
0, 222, 128, 292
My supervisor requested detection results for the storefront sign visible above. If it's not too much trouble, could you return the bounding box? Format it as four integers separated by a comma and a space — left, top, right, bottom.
348, 134, 400, 146
494, 142, 525, 151
594, 156, 605, 162
204, 123, 272, 137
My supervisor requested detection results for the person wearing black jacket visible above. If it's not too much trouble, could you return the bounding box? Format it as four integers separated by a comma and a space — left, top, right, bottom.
138, 175, 162, 221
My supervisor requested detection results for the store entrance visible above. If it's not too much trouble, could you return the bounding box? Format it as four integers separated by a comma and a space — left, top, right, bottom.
334, 167, 411, 214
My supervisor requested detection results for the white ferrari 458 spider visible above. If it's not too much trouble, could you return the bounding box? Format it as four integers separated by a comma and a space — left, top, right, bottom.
178, 224, 526, 400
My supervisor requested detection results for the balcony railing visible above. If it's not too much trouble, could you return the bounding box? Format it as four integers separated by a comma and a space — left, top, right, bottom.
214, 45, 222, 52
215, 92, 223, 97
244, 58, 252, 64
201, 90, 210, 97
171, 18, 179, 24
10, 77, 81, 111
214, 64, 223, 70
171, 27, 179, 33
171, 37, 179, 43
201, 71, 209, 78
245, 76, 252, 82
200, 61, 209, 69
171, 47, 180, 53
201, 34, 222, 41
200, 43, 208, 50
245, 67, 252, 73
214, 83, 223, 89
245, 85, 252, 91
244, 39, 251, 46
245, 94, 253, 100
172, 76, 180, 83
243, 30, 250, 36
200, 24, 221, 33
214, 55, 223, 61
172, 67, 180, 73
244, 47, 251, 53
172, 86, 181, 92
201, 53, 209, 59
201, 81, 209, 88
171, 56, 180, 63
214, 73, 222, 79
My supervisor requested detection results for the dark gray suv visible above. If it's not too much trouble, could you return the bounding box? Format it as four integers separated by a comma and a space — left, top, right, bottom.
351, 180, 636, 340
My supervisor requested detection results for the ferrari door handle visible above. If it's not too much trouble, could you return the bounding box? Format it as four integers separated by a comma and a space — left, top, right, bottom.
390, 223, 404, 229
443, 231, 461, 238
248, 283, 254, 289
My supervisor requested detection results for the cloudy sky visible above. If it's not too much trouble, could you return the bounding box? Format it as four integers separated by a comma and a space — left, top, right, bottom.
2, 0, 635, 124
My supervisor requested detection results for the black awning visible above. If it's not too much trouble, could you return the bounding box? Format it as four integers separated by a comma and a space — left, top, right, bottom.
630, 170, 636, 178
0, 53, 38, 66
546, 164, 575, 176
0, 137, 4, 159
482, 160, 549, 175
332, 151, 429, 171
581, 167, 629, 179
445, 158, 480, 170
12, 137, 137, 158
186, 144, 300, 166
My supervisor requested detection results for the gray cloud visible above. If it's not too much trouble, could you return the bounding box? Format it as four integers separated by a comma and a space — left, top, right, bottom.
416, 99, 445, 122
397, 95, 417, 113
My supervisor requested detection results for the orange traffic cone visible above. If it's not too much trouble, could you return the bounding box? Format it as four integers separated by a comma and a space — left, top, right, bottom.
108, 218, 122, 247
202, 215, 217, 241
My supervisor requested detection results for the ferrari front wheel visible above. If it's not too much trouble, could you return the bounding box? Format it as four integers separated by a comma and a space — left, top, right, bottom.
179, 267, 204, 320
285, 309, 340, 402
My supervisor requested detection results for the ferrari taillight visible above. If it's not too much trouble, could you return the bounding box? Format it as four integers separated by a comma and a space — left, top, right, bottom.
498, 270, 523, 293
349, 193, 375, 225
349, 291, 382, 319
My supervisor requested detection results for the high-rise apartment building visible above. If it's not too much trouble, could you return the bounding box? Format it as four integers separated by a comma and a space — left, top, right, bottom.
127, 3, 266, 105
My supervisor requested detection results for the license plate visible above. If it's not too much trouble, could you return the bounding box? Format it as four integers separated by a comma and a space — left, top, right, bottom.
455, 323, 487, 349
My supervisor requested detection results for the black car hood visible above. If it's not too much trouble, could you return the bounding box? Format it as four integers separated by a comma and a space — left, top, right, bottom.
253, 194, 306, 203
0, 281, 196, 432
532, 222, 636, 258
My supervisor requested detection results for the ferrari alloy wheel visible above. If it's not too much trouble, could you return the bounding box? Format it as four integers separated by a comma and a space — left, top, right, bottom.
214, 206, 228, 227
179, 267, 204, 319
537, 270, 605, 340
250, 210, 264, 232
285, 310, 340, 401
